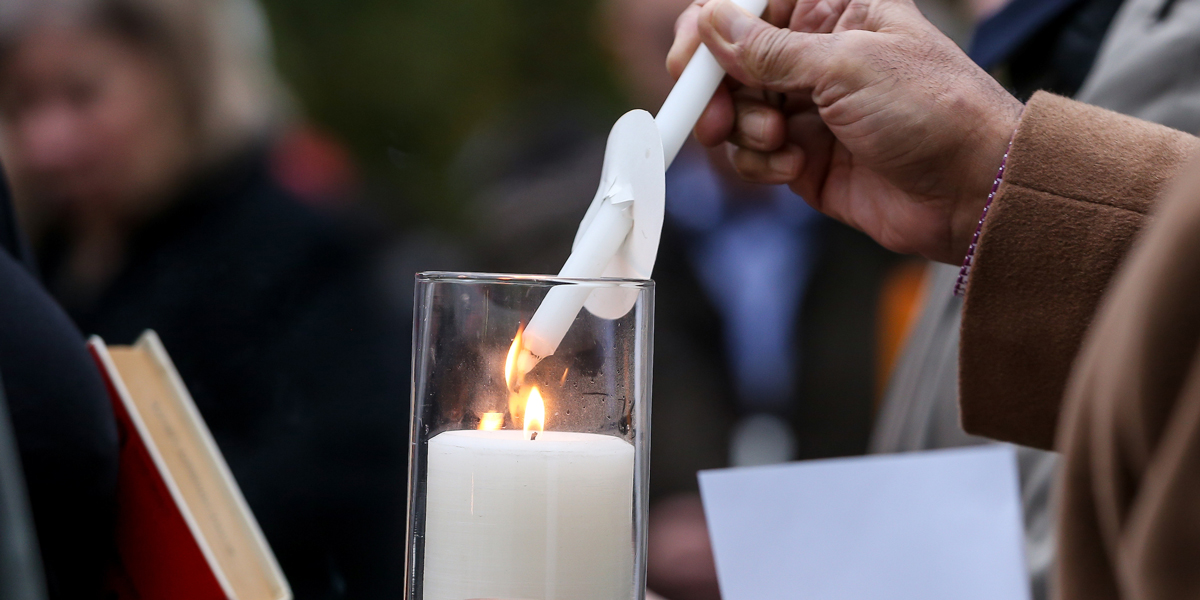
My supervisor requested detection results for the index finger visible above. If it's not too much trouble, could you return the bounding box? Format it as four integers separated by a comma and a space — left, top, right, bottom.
666, 1, 708, 80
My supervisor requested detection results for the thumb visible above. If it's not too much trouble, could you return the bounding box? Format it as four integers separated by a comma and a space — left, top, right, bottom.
698, 0, 835, 93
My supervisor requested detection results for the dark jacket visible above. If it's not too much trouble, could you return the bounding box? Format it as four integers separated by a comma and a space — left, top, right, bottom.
0, 166, 119, 599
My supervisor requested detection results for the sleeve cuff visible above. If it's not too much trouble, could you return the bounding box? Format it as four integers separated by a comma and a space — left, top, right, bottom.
958, 91, 1200, 449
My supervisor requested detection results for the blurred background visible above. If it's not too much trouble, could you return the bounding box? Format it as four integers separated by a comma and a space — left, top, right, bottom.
258, 0, 626, 230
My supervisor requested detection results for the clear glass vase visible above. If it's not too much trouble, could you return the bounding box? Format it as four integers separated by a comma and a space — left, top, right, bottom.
406, 272, 654, 600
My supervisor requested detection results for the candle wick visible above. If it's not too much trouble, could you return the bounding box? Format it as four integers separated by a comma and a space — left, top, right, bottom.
530, 431, 538, 441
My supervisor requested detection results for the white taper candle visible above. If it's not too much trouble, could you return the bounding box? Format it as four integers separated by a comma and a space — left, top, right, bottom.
656, 0, 771, 168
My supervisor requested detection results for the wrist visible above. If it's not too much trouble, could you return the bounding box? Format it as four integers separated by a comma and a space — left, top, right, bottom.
949, 94, 1024, 264
954, 137, 1013, 296
953, 103, 1021, 295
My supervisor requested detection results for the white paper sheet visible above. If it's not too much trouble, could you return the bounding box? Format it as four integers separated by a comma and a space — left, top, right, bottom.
699, 445, 1030, 600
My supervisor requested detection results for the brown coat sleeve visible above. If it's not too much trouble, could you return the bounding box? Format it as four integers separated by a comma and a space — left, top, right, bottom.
959, 92, 1200, 450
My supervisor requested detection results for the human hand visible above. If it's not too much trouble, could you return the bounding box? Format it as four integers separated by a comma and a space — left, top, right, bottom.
667, 0, 1023, 264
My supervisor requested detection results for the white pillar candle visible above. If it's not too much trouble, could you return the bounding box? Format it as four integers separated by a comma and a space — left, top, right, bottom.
422, 430, 635, 600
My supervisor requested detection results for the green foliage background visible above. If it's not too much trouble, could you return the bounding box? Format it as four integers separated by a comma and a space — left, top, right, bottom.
258, 0, 625, 229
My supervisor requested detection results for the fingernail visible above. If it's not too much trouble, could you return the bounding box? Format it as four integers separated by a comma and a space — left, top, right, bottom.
742, 111, 769, 143
710, 0, 755, 44
769, 149, 800, 176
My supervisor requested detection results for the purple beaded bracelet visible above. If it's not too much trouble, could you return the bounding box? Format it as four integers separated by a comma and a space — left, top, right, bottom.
953, 136, 1016, 298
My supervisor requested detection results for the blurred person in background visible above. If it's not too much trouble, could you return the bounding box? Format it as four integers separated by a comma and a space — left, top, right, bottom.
0, 0, 412, 597
872, 0, 1200, 598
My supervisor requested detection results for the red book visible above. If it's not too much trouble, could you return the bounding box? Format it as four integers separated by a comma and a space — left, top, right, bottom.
89, 331, 291, 600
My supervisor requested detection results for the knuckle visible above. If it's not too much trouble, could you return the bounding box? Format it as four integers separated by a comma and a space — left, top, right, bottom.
842, 1, 871, 28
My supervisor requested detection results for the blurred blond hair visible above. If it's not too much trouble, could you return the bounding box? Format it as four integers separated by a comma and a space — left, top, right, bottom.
0, 0, 292, 165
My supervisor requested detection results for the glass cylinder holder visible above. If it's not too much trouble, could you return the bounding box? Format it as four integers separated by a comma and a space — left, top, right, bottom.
406, 272, 654, 600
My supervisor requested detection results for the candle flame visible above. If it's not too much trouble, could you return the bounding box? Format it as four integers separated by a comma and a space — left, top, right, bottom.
524, 387, 545, 440
478, 412, 504, 431
505, 326, 524, 391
